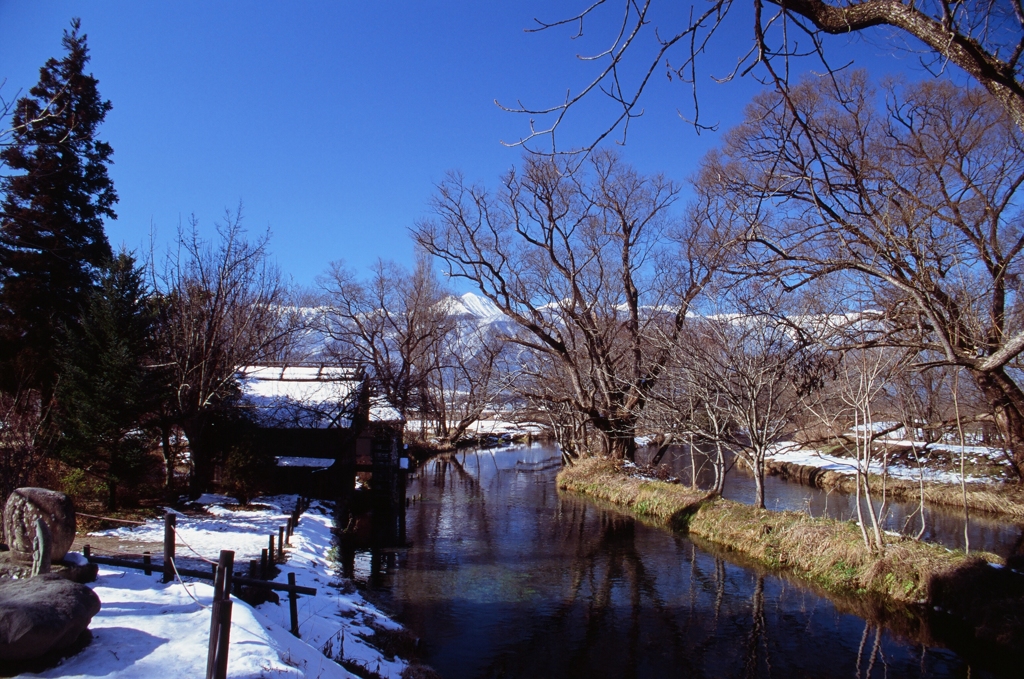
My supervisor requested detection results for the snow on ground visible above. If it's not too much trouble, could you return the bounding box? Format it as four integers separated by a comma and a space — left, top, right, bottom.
23, 569, 349, 679
406, 416, 545, 438
765, 442, 995, 484
254, 502, 407, 679
468, 418, 544, 436
276, 457, 333, 468
37, 495, 408, 679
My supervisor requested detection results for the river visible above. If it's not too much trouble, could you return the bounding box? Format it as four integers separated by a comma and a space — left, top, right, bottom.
351, 443, 1017, 678
640, 444, 1024, 558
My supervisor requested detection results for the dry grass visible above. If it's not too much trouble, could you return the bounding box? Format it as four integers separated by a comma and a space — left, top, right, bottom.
557, 458, 709, 528
558, 458, 1002, 605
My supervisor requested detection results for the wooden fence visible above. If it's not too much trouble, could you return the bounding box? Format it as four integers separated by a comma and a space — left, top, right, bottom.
82, 498, 316, 679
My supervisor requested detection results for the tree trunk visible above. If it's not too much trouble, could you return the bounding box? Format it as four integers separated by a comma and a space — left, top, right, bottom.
711, 441, 726, 497
106, 479, 118, 512
972, 368, 1024, 482
160, 421, 174, 490
180, 415, 214, 499
752, 464, 766, 510
603, 430, 637, 462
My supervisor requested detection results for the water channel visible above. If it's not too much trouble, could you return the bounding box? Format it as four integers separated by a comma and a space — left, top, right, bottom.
352, 443, 1019, 678
642, 445, 1024, 558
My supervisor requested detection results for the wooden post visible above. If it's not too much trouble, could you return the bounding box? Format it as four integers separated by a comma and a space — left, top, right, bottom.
269, 535, 275, 564
219, 550, 234, 600
143, 551, 151, 576
214, 600, 232, 679
248, 559, 259, 579
206, 599, 222, 679
206, 550, 234, 679
260, 548, 268, 579
163, 513, 176, 583
286, 519, 292, 543
288, 572, 300, 637
278, 526, 285, 557
83, 544, 91, 560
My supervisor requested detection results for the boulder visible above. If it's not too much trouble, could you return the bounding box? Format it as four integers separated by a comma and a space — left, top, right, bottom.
3, 488, 76, 563
0, 573, 101, 661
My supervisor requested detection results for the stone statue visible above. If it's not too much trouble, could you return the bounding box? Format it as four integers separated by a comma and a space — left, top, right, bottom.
31, 518, 52, 576
3, 488, 76, 564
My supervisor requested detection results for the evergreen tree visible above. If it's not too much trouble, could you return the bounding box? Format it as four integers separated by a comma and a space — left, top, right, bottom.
0, 18, 116, 394
57, 251, 158, 510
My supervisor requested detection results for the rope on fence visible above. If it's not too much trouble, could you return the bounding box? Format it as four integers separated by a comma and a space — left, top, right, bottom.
77, 512, 148, 525
169, 551, 209, 609
85, 545, 150, 559
173, 526, 219, 565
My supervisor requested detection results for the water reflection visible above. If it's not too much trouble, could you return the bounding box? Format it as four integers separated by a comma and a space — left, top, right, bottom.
355, 445, 1010, 678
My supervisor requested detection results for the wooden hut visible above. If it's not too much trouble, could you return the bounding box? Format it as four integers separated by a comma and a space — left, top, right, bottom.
236, 364, 404, 501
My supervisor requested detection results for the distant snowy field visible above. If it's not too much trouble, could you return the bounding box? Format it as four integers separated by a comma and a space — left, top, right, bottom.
26, 496, 407, 679
634, 423, 1013, 485
765, 437, 1011, 485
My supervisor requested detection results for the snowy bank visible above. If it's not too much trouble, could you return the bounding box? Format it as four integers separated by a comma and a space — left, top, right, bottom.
38, 495, 410, 678
22, 569, 350, 678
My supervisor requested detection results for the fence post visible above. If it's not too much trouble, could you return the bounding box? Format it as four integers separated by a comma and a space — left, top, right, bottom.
143, 551, 151, 576
214, 600, 233, 679
288, 572, 300, 637
206, 550, 234, 679
269, 535, 275, 564
83, 544, 91, 560
261, 549, 268, 579
163, 513, 176, 583
278, 526, 285, 558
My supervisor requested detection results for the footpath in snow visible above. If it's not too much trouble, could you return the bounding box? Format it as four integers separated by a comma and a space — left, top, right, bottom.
22, 495, 409, 679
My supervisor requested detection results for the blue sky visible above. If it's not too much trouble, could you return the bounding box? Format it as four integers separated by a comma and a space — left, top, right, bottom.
1, 1, 932, 288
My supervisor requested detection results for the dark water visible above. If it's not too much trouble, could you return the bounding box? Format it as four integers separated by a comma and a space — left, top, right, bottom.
639, 445, 1024, 558
354, 444, 1017, 678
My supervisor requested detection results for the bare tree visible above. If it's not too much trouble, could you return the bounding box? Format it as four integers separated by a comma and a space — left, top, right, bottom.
679, 294, 815, 509
505, 1, 1024, 152
151, 207, 294, 495
814, 344, 905, 550
646, 344, 736, 495
422, 319, 518, 447
700, 73, 1024, 481
319, 253, 451, 426
415, 152, 729, 462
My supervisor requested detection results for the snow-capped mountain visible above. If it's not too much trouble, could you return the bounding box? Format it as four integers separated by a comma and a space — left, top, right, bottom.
446, 292, 504, 320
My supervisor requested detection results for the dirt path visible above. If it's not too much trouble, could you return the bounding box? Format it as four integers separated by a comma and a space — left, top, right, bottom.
71, 533, 163, 559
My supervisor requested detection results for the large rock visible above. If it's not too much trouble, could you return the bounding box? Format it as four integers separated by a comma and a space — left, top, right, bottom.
0, 574, 101, 661
3, 488, 76, 563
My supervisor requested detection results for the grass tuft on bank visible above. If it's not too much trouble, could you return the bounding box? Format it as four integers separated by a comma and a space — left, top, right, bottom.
558, 458, 1001, 605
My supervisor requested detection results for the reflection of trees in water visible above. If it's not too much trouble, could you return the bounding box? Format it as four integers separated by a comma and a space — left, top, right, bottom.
396, 454, 988, 678
855, 620, 886, 679
403, 470, 786, 678
473, 499, 698, 677
742, 576, 768, 679
415, 454, 495, 559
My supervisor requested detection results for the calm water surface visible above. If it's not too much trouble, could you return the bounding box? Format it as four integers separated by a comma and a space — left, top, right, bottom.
355, 444, 1015, 679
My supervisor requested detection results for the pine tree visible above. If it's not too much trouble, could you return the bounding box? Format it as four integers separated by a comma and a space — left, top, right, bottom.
0, 18, 116, 394
57, 251, 158, 510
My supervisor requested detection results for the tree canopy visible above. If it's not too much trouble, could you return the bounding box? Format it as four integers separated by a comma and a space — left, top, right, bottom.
0, 18, 116, 394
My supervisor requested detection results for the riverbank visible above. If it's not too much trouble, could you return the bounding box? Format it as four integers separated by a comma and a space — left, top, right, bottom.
558, 458, 1024, 652
764, 450, 1024, 520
